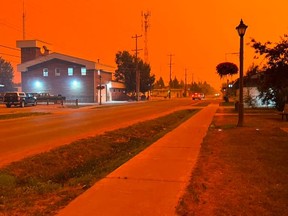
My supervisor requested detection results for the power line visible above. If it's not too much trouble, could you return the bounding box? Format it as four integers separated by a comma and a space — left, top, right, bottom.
0, 53, 20, 58
97, 62, 116, 69
0, 44, 20, 51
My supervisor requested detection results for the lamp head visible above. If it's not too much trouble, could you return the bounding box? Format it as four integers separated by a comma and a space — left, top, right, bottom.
236, 19, 248, 37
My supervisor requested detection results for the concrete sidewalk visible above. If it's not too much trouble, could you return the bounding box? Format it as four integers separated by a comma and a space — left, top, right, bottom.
57, 103, 219, 216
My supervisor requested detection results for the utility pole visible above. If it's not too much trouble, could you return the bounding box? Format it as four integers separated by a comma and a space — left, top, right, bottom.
97, 59, 102, 105
184, 68, 187, 97
132, 34, 142, 101
168, 54, 174, 98
192, 73, 194, 84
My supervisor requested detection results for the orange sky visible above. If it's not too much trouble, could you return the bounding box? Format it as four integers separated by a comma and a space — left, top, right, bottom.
2, 0, 288, 89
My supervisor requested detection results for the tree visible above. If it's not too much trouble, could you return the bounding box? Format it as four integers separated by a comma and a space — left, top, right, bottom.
171, 76, 181, 89
0, 57, 14, 92
190, 81, 217, 95
179, 80, 185, 89
154, 77, 165, 89
250, 35, 288, 110
114, 51, 155, 94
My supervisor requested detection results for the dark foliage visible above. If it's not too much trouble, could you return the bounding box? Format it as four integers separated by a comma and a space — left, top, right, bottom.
114, 51, 155, 94
0, 57, 14, 92
250, 35, 288, 110
154, 76, 165, 89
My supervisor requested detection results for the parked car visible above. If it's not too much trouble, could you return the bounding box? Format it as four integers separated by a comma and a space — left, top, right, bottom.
192, 92, 205, 100
3, 92, 37, 108
35, 93, 66, 103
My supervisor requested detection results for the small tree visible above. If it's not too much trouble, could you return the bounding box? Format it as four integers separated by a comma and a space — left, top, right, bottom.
0, 57, 14, 92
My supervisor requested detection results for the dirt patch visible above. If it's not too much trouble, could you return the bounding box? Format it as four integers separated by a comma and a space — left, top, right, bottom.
177, 109, 288, 215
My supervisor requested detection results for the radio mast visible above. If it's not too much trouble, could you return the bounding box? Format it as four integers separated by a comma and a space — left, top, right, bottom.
142, 11, 151, 63
22, 0, 26, 40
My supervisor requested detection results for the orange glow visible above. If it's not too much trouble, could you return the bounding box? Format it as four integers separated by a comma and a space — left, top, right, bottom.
2, 0, 288, 89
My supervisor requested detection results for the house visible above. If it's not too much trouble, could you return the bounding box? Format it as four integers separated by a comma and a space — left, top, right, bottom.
16, 40, 126, 103
233, 74, 275, 108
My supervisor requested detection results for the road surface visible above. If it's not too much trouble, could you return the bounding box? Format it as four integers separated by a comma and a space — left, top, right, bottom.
0, 99, 201, 167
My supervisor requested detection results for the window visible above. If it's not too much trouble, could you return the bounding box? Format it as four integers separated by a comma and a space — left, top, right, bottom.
81, 67, 87, 76
68, 67, 73, 76
55, 68, 60, 76
43, 68, 48, 77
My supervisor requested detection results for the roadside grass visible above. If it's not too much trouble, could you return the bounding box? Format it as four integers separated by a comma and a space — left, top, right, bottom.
219, 101, 235, 106
177, 108, 288, 215
0, 112, 50, 120
0, 109, 198, 216
193, 101, 211, 107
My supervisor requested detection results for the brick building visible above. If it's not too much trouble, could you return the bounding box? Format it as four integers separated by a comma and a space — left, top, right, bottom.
17, 40, 126, 103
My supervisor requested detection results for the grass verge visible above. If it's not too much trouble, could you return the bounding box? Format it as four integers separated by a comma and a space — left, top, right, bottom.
176, 108, 288, 215
0, 109, 198, 216
0, 112, 50, 120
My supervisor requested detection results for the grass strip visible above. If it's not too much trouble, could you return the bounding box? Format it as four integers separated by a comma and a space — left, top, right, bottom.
176, 110, 288, 215
0, 112, 50, 120
0, 109, 198, 216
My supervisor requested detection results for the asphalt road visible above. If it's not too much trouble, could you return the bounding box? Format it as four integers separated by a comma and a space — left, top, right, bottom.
0, 99, 200, 167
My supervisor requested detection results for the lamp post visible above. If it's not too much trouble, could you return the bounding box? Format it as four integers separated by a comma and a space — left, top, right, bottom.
98, 69, 102, 105
236, 19, 248, 127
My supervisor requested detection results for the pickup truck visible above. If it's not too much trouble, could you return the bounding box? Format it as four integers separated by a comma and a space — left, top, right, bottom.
35, 93, 66, 104
3, 92, 37, 108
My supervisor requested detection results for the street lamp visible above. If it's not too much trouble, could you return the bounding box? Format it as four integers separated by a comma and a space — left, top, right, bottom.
98, 69, 102, 105
236, 19, 248, 127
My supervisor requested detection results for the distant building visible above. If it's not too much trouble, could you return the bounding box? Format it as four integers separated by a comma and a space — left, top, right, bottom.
233, 74, 275, 108
16, 40, 126, 103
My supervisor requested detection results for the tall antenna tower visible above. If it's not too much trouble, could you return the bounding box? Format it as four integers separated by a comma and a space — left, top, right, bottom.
22, 0, 26, 40
142, 10, 151, 63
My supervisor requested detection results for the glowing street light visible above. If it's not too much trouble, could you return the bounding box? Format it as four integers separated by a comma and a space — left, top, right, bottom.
236, 19, 248, 127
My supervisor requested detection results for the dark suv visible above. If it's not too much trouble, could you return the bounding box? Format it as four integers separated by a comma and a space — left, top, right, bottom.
3, 92, 37, 108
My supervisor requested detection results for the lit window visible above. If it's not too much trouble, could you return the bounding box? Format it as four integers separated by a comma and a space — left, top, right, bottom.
81, 67, 86, 76
55, 68, 60, 76
43, 68, 48, 77
68, 67, 73, 76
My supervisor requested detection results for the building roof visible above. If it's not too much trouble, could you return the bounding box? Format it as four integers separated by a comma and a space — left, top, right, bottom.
17, 52, 97, 72
16, 40, 53, 50
233, 74, 262, 89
